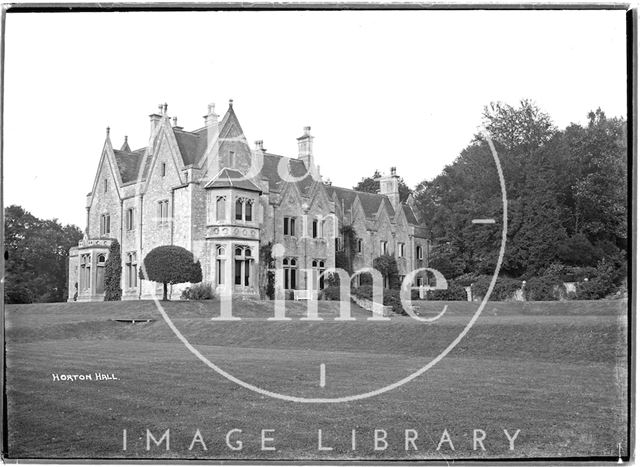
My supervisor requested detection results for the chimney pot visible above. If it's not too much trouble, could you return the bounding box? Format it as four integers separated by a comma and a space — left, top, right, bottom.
229, 99, 234, 108
391, 166, 397, 176
163, 103, 168, 114
208, 103, 215, 114
304, 126, 311, 136
124, 135, 128, 143
172, 116, 178, 127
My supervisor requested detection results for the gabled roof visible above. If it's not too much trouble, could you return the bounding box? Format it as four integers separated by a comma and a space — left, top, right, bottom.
257, 153, 317, 195
205, 168, 262, 193
173, 128, 206, 166
402, 204, 419, 225
326, 185, 358, 208
356, 191, 393, 218
113, 149, 145, 184
120, 138, 131, 152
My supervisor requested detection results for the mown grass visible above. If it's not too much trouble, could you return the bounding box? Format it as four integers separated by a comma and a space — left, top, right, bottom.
4, 299, 629, 461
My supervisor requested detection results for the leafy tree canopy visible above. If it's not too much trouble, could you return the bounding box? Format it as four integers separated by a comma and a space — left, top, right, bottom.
354, 170, 413, 203
4, 205, 83, 303
139, 245, 202, 300
413, 101, 627, 283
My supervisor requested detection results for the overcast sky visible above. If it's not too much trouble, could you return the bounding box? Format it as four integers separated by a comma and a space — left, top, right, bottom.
4, 10, 627, 228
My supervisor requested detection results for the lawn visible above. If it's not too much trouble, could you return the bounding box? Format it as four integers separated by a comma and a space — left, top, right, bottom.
4, 299, 629, 461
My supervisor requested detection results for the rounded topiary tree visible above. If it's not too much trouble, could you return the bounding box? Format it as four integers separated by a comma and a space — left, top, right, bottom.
104, 239, 122, 301
139, 245, 202, 301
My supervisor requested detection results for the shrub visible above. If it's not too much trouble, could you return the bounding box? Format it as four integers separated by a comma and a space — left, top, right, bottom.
326, 272, 340, 287
352, 285, 404, 315
4, 283, 33, 304
426, 282, 468, 301
139, 245, 202, 300
575, 259, 618, 300
181, 283, 215, 300
318, 286, 341, 301
259, 243, 275, 300
373, 254, 400, 289
471, 275, 522, 301
524, 275, 564, 301
104, 240, 122, 301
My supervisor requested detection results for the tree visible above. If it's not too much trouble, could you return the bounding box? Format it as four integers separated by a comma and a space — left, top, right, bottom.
4, 205, 83, 303
373, 254, 400, 289
103, 239, 122, 301
354, 170, 413, 203
139, 245, 202, 301
412, 101, 627, 288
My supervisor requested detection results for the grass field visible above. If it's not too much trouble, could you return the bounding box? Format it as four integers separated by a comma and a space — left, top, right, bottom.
5, 298, 629, 461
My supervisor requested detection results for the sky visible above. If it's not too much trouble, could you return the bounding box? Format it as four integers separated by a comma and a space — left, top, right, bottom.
3, 9, 627, 228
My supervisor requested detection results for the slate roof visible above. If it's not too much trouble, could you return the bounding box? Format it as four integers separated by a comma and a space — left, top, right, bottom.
108, 104, 421, 226
113, 149, 145, 184
205, 168, 262, 193
402, 204, 419, 225
173, 128, 206, 166
258, 153, 316, 195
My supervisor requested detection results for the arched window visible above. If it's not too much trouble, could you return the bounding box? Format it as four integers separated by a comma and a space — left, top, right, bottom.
235, 247, 242, 256
245, 201, 253, 222
283, 257, 298, 290
216, 196, 226, 221
235, 199, 243, 220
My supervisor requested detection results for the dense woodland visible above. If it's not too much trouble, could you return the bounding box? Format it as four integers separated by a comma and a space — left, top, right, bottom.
355, 101, 628, 300
4, 100, 628, 303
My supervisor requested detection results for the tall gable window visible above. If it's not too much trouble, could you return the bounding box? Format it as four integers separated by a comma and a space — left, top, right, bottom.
312, 219, 318, 238
161, 162, 166, 177
104, 179, 108, 193
284, 217, 296, 237
416, 245, 423, 260
100, 214, 111, 236
158, 200, 169, 225
126, 208, 135, 231
398, 243, 405, 258
357, 238, 363, 253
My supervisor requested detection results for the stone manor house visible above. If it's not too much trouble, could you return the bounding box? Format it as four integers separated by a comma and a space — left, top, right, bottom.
68, 100, 430, 301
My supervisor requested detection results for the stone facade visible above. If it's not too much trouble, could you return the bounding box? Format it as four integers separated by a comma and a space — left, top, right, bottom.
68, 101, 430, 301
